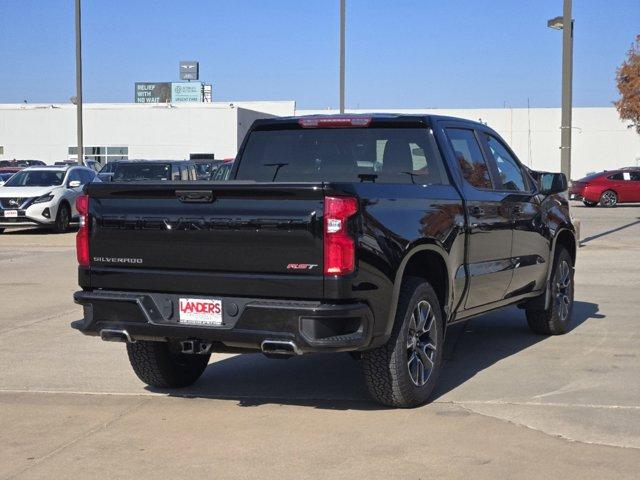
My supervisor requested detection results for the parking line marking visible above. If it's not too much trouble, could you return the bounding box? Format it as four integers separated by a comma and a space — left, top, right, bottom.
0, 389, 639, 411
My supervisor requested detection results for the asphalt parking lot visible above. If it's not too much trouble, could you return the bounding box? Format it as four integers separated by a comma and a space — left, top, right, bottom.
1, 201, 639, 479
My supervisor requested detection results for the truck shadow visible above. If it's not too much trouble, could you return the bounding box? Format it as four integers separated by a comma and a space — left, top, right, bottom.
153, 301, 602, 410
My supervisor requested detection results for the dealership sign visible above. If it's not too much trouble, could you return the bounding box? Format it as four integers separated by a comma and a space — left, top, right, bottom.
135, 82, 203, 103
179, 61, 199, 81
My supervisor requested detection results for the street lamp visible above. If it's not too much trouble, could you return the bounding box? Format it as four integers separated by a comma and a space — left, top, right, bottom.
547, 0, 574, 180
75, 0, 84, 166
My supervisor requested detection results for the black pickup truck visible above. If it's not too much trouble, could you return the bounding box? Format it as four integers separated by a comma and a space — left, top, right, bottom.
72, 114, 577, 408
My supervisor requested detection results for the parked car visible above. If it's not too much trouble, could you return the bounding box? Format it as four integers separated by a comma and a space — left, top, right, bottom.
71, 114, 576, 408
0, 167, 23, 175
96, 161, 119, 182
570, 167, 640, 207
0, 165, 96, 233
55, 159, 101, 171
0, 160, 46, 168
110, 160, 198, 182
210, 159, 234, 180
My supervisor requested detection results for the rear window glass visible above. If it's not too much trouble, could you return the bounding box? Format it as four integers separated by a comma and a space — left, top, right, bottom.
112, 163, 172, 182
235, 128, 447, 184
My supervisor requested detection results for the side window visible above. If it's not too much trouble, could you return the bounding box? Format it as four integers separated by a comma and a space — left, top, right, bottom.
66, 169, 81, 185
180, 165, 189, 181
79, 170, 94, 185
374, 132, 447, 185
445, 128, 492, 189
483, 135, 527, 191
608, 172, 633, 181
189, 166, 197, 180
630, 172, 640, 181
171, 166, 181, 181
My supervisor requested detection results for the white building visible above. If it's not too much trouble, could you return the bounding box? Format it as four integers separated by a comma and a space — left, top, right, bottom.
0, 101, 295, 164
0, 101, 638, 179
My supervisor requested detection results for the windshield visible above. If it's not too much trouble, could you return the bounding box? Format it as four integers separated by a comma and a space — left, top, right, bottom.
4, 170, 65, 187
235, 127, 448, 184
112, 163, 172, 182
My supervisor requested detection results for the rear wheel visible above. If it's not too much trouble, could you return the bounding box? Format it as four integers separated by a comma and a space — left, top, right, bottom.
53, 203, 71, 233
599, 190, 618, 208
126, 341, 210, 388
525, 247, 574, 335
361, 277, 444, 408
582, 200, 597, 207
0, 228, 4, 234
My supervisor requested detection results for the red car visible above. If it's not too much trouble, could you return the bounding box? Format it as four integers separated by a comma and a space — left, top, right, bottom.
570, 168, 640, 207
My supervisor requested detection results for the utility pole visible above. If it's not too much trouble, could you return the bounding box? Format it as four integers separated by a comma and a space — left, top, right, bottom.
75, 0, 84, 165
548, 0, 573, 180
560, 0, 573, 180
339, 0, 345, 114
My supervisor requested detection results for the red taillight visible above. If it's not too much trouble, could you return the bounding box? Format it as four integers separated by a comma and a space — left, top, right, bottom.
299, 116, 372, 128
76, 194, 89, 266
324, 196, 358, 276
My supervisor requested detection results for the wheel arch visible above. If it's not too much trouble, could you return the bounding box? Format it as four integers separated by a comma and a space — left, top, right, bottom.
57, 199, 71, 217
554, 228, 577, 267
527, 227, 577, 311
384, 244, 452, 339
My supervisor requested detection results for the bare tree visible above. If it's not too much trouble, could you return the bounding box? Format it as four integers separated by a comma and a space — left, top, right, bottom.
615, 35, 640, 134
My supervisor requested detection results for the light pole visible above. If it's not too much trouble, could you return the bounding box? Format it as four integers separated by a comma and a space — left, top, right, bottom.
75, 0, 84, 165
547, 0, 573, 180
339, 0, 345, 114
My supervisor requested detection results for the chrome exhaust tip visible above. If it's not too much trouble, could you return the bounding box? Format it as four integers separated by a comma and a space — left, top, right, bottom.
260, 340, 302, 356
100, 329, 134, 343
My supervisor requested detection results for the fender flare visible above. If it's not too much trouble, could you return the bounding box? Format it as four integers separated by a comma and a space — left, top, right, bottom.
383, 243, 453, 338
529, 227, 577, 310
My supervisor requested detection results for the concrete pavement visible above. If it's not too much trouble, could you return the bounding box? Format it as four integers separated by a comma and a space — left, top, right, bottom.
1, 202, 639, 479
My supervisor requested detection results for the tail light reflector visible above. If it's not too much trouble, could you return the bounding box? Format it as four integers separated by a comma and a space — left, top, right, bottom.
76, 194, 89, 266
324, 196, 358, 276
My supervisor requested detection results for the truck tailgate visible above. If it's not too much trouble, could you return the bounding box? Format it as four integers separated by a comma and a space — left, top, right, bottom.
85, 182, 325, 296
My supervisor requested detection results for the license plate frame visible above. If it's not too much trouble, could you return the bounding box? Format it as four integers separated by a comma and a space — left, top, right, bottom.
178, 297, 223, 326
3, 210, 18, 218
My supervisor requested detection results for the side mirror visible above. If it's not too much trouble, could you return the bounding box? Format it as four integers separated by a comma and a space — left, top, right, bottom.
538, 172, 567, 195
68, 180, 81, 188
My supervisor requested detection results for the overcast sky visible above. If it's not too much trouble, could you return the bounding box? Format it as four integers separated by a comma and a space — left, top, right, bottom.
0, 0, 638, 108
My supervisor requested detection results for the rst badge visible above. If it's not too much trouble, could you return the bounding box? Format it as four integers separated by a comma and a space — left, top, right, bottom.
286, 263, 318, 271
178, 298, 223, 326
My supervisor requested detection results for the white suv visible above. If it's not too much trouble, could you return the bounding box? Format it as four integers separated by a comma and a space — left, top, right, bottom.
0, 165, 96, 233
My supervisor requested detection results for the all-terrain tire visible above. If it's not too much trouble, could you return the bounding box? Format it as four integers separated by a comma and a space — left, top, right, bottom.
525, 247, 574, 335
126, 341, 210, 388
53, 203, 71, 233
361, 277, 444, 408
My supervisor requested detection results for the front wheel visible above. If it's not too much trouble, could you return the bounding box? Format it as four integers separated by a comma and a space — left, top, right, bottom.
525, 247, 574, 335
361, 277, 444, 408
599, 190, 618, 208
53, 203, 71, 233
126, 341, 210, 388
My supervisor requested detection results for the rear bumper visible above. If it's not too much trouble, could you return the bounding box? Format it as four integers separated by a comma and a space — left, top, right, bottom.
72, 290, 374, 354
